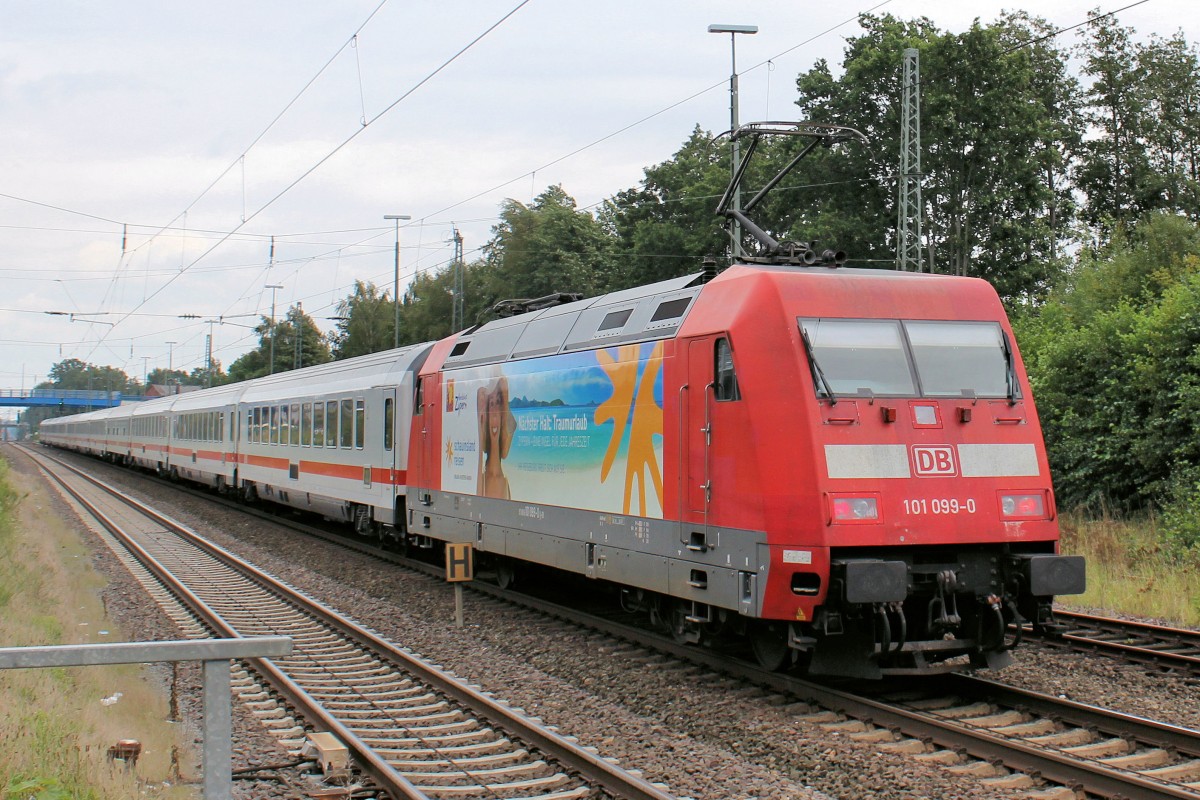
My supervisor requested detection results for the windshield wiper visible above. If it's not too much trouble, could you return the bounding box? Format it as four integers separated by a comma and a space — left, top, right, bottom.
1001, 331, 1019, 406
800, 328, 837, 405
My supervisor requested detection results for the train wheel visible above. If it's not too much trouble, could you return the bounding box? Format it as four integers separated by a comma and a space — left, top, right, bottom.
393, 534, 410, 558
749, 621, 791, 672
495, 558, 517, 590
670, 601, 702, 645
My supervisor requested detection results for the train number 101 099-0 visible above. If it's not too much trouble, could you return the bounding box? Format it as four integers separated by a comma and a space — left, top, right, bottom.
904, 498, 977, 515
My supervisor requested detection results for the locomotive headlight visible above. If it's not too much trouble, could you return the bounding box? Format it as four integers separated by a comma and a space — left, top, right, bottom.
1000, 493, 1045, 519
831, 496, 879, 522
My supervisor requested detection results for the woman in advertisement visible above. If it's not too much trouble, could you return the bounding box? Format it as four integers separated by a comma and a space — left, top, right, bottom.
477, 376, 516, 499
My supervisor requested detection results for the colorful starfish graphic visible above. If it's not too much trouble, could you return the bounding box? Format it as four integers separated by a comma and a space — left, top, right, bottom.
594, 342, 664, 515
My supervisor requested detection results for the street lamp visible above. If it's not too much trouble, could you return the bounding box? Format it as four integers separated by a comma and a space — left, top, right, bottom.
384, 215, 412, 349
709, 23, 758, 259
266, 284, 284, 375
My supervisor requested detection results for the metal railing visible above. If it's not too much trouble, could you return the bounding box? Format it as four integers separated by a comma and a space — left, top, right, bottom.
0, 637, 292, 800
0, 389, 120, 399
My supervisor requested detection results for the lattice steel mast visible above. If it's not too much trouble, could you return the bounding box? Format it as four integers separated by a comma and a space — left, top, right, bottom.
451, 226, 464, 332
897, 48, 924, 272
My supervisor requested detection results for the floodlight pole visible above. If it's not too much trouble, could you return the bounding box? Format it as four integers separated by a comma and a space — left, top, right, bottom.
265, 284, 283, 375
709, 23, 758, 260
384, 214, 412, 349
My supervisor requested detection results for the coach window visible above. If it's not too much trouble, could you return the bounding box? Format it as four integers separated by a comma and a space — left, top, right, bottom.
326, 401, 338, 448
354, 399, 365, 449
250, 408, 259, 444
384, 398, 394, 451
340, 398, 354, 449
268, 406, 278, 445
301, 403, 313, 447
290, 403, 301, 446
715, 338, 741, 401
313, 403, 326, 447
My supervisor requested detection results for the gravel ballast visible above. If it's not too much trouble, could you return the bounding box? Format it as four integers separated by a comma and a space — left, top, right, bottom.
22, 447, 1200, 799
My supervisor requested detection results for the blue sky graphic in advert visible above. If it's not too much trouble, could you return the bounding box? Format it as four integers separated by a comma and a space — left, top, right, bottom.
441, 342, 665, 518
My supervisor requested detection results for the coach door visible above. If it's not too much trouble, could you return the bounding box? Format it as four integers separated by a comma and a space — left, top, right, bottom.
382, 387, 397, 500
412, 374, 438, 496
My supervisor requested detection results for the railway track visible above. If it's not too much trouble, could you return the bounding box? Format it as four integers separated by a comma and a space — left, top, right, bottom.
23, 445, 675, 800
1030, 610, 1200, 676
33, 446, 1200, 799
463, 582, 1200, 799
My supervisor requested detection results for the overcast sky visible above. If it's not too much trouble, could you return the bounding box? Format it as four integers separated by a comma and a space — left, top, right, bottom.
1, 0, 1193, 410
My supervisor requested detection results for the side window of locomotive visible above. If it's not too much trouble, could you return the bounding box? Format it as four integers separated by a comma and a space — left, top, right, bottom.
799, 319, 916, 397
715, 338, 741, 401
384, 398, 394, 451
904, 321, 1014, 398
414, 378, 424, 415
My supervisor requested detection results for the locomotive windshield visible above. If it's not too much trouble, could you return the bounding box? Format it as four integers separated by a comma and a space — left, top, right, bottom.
798, 318, 1013, 399
905, 321, 1011, 397
799, 320, 916, 396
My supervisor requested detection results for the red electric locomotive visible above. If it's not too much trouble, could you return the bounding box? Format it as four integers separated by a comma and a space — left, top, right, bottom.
40, 122, 1084, 678
406, 123, 1083, 677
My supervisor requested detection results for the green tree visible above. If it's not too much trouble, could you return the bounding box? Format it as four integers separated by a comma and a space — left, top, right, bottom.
602, 126, 732, 286
792, 13, 1079, 302
1016, 214, 1200, 510
1138, 32, 1200, 220
329, 280, 396, 359
1073, 14, 1160, 230
398, 265, 463, 345
227, 305, 331, 381
146, 368, 189, 387
473, 185, 615, 310
26, 359, 137, 431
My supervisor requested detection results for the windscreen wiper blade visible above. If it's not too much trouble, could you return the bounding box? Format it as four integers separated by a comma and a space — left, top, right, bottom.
1001, 331, 1019, 406
801, 327, 837, 405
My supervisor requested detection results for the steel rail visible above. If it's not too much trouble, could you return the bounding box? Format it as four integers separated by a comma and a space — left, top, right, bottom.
1041, 610, 1200, 673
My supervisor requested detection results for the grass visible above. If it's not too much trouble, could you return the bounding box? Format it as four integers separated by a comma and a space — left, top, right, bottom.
0, 452, 197, 799
1059, 509, 1200, 626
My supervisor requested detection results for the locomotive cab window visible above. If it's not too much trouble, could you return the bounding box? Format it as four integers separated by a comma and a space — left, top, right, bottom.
799, 319, 916, 397
715, 338, 740, 401
904, 321, 1016, 399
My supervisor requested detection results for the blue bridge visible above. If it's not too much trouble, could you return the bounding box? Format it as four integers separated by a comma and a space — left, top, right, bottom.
0, 389, 138, 409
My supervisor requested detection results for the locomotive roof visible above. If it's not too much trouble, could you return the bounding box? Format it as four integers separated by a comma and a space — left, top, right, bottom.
440, 263, 1002, 369
443, 272, 705, 368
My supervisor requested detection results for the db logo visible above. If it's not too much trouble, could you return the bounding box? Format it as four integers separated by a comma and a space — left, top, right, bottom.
912, 445, 957, 477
